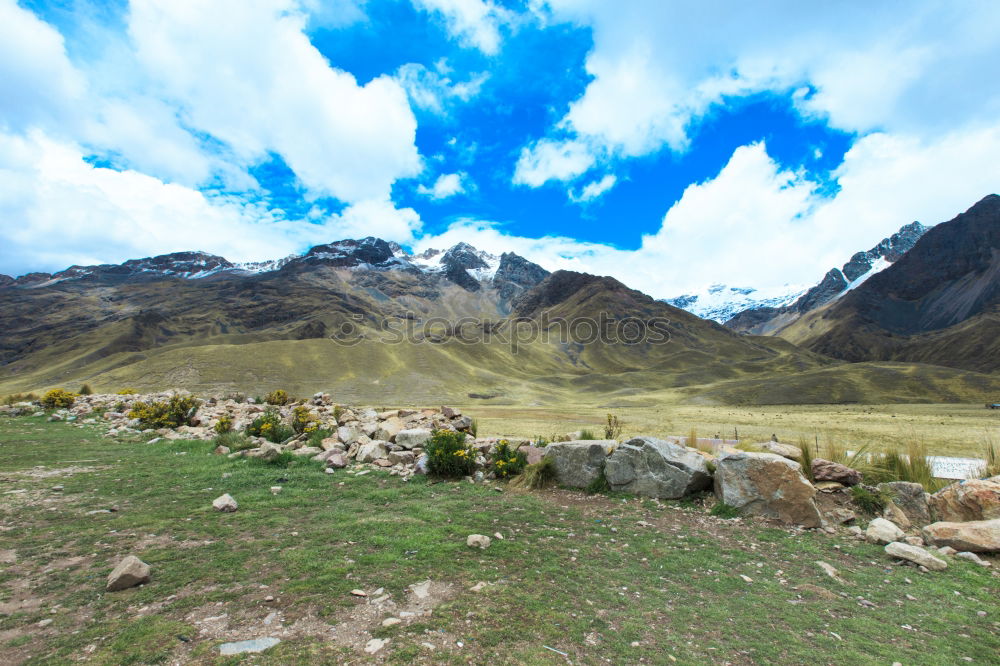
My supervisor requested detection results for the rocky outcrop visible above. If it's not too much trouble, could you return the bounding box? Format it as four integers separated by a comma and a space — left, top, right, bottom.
812, 459, 863, 486
929, 476, 1000, 522
878, 481, 931, 526
714, 452, 822, 527
543, 441, 615, 488
493, 252, 550, 305
441, 242, 489, 291
922, 519, 1000, 553
604, 437, 711, 499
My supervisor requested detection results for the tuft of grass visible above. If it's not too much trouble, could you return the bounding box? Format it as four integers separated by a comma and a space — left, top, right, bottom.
850, 485, 892, 515
977, 435, 1000, 478
687, 427, 698, 450
798, 437, 815, 482
604, 413, 623, 440
710, 502, 741, 519
578, 429, 597, 440
585, 473, 610, 495
78, 383, 94, 395
509, 458, 556, 490
213, 431, 253, 451
469, 417, 479, 438
2, 392, 38, 406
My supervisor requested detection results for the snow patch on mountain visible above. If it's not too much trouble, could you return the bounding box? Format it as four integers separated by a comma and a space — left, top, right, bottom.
664, 283, 809, 323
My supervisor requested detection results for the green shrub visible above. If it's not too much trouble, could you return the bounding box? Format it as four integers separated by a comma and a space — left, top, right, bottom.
489, 439, 527, 479
850, 485, 891, 515
214, 414, 234, 434
578, 429, 597, 440
128, 395, 201, 430
246, 407, 294, 443
710, 502, 741, 519
509, 458, 556, 490
249, 450, 298, 468
425, 429, 476, 478
585, 474, 610, 494
78, 384, 93, 396
798, 437, 815, 482
332, 405, 345, 422
604, 414, 623, 440
116, 388, 137, 395
265, 390, 289, 406
307, 428, 333, 448
41, 389, 77, 409
213, 431, 252, 451
291, 405, 318, 435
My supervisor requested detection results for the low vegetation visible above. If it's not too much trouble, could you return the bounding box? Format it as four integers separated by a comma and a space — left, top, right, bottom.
128, 395, 201, 430
41, 388, 76, 409
488, 439, 527, 479
264, 389, 290, 406
245, 407, 294, 443
425, 429, 476, 478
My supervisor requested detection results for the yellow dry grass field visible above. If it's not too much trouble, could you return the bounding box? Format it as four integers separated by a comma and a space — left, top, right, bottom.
464, 402, 1000, 458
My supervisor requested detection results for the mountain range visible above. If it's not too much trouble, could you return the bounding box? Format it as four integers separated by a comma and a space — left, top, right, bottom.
1, 195, 998, 405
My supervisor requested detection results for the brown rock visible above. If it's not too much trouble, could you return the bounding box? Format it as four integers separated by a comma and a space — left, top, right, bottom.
928, 477, 1000, 522
877, 481, 932, 527
714, 452, 822, 528
922, 519, 1000, 553
326, 453, 347, 469
106, 555, 151, 591
517, 445, 545, 465
812, 459, 862, 486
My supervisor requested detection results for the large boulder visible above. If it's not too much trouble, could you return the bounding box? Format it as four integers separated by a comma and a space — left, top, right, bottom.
922, 519, 1000, 553
812, 459, 862, 486
106, 555, 151, 591
714, 452, 822, 527
395, 428, 432, 450
928, 476, 1000, 522
877, 481, 931, 527
543, 441, 615, 488
375, 417, 404, 442
605, 437, 712, 499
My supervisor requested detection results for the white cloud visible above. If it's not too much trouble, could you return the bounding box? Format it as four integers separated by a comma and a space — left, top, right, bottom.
417, 172, 467, 200
521, 1, 1000, 180
128, 0, 421, 204
394, 60, 488, 115
412, 0, 511, 55
570, 174, 616, 203
513, 138, 596, 187
0, 129, 421, 277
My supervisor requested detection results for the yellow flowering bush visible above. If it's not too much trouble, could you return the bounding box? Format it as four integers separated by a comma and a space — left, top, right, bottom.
246, 407, 294, 443
291, 406, 318, 434
128, 395, 200, 429
214, 414, 234, 434
425, 429, 476, 478
489, 439, 528, 479
264, 389, 289, 406
41, 389, 77, 409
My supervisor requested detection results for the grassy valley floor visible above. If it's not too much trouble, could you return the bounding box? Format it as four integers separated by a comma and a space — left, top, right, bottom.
467, 403, 1000, 458
1, 416, 998, 664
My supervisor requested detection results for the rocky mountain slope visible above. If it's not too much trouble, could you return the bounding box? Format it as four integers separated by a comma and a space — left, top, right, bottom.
720, 221, 928, 333
778, 195, 1000, 371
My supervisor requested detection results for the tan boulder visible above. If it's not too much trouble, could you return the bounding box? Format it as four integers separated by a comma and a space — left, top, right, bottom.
922, 519, 1000, 553
714, 452, 822, 528
929, 476, 1000, 522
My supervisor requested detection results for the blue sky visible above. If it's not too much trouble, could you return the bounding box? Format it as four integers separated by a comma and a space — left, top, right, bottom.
2, 0, 999, 297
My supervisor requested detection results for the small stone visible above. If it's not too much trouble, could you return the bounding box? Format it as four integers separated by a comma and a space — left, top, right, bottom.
212, 493, 238, 512
219, 638, 280, 655
466, 534, 491, 549
364, 638, 387, 654
270, 486, 282, 495
350, 589, 368, 597
106, 555, 151, 591
264, 595, 274, 602
955, 551, 991, 567
38, 618, 53, 627
382, 617, 402, 627
885, 542, 948, 571
866, 518, 905, 544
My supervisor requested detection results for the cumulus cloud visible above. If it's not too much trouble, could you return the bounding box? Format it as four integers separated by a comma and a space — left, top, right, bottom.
513, 138, 596, 187
417, 172, 468, 200
412, 0, 512, 55
519, 0, 1000, 183
128, 0, 421, 204
0, 129, 421, 277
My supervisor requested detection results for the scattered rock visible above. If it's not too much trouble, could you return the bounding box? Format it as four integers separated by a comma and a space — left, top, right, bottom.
814, 481, 846, 492
866, 518, 905, 545
395, 428, 431, 450
929, 477, 1000, 522
270, 486, 282, 495
812, 459, 862, 486
106, 555, 151, 591
466, 534, 491, 549
922, 519, 1000, 553
364, 638, 388, 654
883, 501, 912, 530
714, 452, 822, 527
356, 441, 389, 463
815, 561, 845, 583
350, 589, 368, 597
955, 551, 991, 567
212, 494, 238, 513
885, 542, 948, 571
823, 507, 857, 525
543, 441, 615, 489
219, 638, 281, 655
904, 536, 925, 546
758, 441, 802, 460
604, 436, 712, 499
326, 453, 348, 469
382, 617, 402, 627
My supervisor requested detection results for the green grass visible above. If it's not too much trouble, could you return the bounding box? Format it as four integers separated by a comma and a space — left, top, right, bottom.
1, 415, 998, 664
